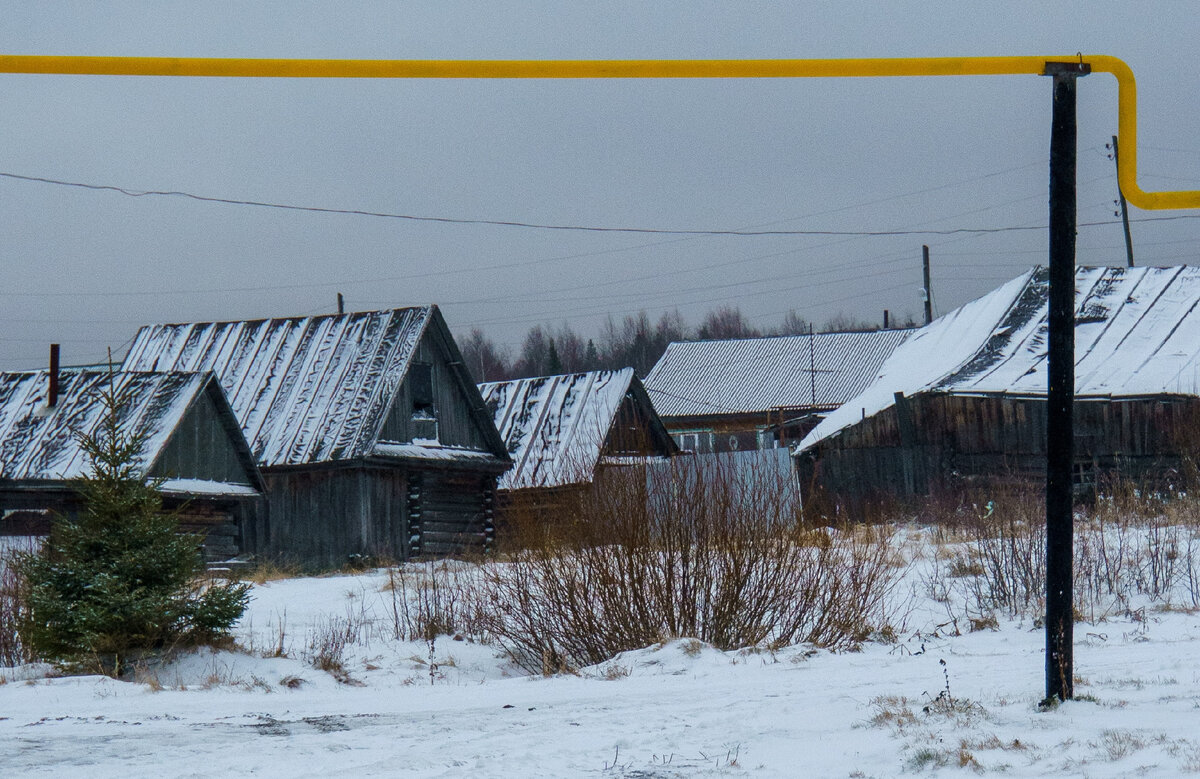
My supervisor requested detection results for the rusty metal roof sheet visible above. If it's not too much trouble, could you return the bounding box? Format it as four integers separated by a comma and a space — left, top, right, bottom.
800, 266, 1200, 452
643, 330, 911, 419
0, 370, 213, 481
479, 369, 639, 490
122, 308, 431, 467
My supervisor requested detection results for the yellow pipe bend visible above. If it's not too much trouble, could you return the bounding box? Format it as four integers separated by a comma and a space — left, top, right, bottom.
0, 53, 1191, 210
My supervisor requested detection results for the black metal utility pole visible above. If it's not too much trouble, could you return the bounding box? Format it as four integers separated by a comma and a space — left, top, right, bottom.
1044, 61, 1087, 704
922, 245, 933, 325
1111, 135, 1135, 267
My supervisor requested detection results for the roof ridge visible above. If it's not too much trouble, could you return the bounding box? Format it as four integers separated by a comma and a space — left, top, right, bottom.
144, 305, 430, 330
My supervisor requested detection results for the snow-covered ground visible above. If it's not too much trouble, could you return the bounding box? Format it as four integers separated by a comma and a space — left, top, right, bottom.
4, 535, 1200, 777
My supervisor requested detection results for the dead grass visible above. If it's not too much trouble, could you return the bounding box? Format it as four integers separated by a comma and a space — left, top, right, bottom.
1094, 729, 1147, 761
242, 560, 304, 585
304, 614, 366, 682
868, 695, 918, 730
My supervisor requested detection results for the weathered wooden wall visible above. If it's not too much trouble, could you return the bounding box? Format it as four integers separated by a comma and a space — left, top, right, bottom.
798, 393, 1200, 505
379, 335, 493, 450
0, 487, 257, 564
254, 463, 497, 567
256, 465, 408, 567
409, 470, 494, 558
149, 385, 257, 486
175, 501, 241, 562
664, 408, 824, 454
604, 394, 676, 457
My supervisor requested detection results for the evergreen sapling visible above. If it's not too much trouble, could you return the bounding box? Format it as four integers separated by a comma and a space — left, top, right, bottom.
14, 371, 249, 675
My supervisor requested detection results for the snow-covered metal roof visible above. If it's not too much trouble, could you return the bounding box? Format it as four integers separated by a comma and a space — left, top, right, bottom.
799, 265, 1200, 452
0, 370, 212, 481
122, 308, 431, 467
643, 330, 911, 419
479, 368, 642, 490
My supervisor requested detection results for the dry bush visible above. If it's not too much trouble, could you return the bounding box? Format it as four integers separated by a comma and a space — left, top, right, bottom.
923, 479, 1200, 622
302, 614, 362, 672
0, 548, 33, 667
386, 562, 486, 642
945, 489, 1046, 619
480, 455, 903, 672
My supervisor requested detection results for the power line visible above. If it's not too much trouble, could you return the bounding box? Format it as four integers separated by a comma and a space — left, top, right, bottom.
642, 386, 745, 414
9, 168, 1197, 240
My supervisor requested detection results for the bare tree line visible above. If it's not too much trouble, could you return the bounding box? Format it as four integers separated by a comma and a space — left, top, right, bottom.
460, 305, 917, 383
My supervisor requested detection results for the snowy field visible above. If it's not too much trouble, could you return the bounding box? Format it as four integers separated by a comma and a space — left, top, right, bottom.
4, 528, 1200, 778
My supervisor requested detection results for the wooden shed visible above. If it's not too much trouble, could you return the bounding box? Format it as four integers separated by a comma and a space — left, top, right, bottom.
643, 330, 910, 453
0, 369, 264, 562
478, 368, 677, 509
122, 306, 511, 567
796, 266, 1200, 507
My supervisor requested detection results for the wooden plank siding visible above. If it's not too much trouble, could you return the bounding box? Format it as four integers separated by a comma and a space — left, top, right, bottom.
148, 382, 259, 487
0, 488, 258, 564
379, 334, 494, 451
257, 465, 408, 568
604, 393, 679, 457
798, 393, 1200, 507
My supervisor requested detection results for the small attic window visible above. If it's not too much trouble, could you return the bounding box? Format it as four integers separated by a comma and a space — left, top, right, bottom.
410, 362, 434, 411
409, 362, 438, 441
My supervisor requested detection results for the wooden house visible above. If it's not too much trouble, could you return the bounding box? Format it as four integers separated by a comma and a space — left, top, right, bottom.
796, 266, 1200, 507
643, 330, 910, 453
122, 306, 511, 567
478, 368, 677, 509
0, 369, 264, 561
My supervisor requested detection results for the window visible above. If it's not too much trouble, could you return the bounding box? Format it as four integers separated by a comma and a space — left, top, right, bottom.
675, 432, 713, 454
409, 362, 438, 441
410, 362, 434, 411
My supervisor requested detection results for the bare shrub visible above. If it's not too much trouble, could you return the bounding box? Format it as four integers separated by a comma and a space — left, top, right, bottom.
304, 610, 371, 685
386, 562, 485, 642
950, 491, 1046, 619
0, 545, 34, 667
924, 480, 1200, 622
306, 616, 355, 673
480, 456, 904, 672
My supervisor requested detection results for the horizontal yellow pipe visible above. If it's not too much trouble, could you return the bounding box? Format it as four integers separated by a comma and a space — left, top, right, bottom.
0, 54, 1191, 210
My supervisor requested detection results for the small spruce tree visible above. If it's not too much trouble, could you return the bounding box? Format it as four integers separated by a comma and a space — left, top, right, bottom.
546, 337, 564, 375
15, 372, 249, 675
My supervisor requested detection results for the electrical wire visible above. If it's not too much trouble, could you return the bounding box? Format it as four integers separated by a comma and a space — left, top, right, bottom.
9, 168, 1195, 242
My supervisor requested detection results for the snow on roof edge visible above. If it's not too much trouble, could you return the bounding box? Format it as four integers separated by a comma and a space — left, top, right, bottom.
795, 269, 1036, 454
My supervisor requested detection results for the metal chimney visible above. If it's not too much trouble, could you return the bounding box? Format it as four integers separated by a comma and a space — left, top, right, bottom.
48, 343, 60, 408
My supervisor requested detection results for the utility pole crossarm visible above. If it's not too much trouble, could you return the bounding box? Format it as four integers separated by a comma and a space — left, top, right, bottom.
0, 53, 1194, 210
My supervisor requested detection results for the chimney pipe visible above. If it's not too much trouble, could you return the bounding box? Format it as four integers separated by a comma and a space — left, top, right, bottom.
48, 343, 60, 408
883, 309, 890, 329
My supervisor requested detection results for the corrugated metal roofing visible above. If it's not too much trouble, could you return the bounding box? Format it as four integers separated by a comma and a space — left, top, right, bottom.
0, 370, 211, 481
478, 369, 637, 490
642, 330, 911, 418
800, 265, 1200, 452
122, 308, 431, 467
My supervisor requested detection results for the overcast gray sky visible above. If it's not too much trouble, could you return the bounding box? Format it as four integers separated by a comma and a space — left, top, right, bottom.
2, 2, 1199, 369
